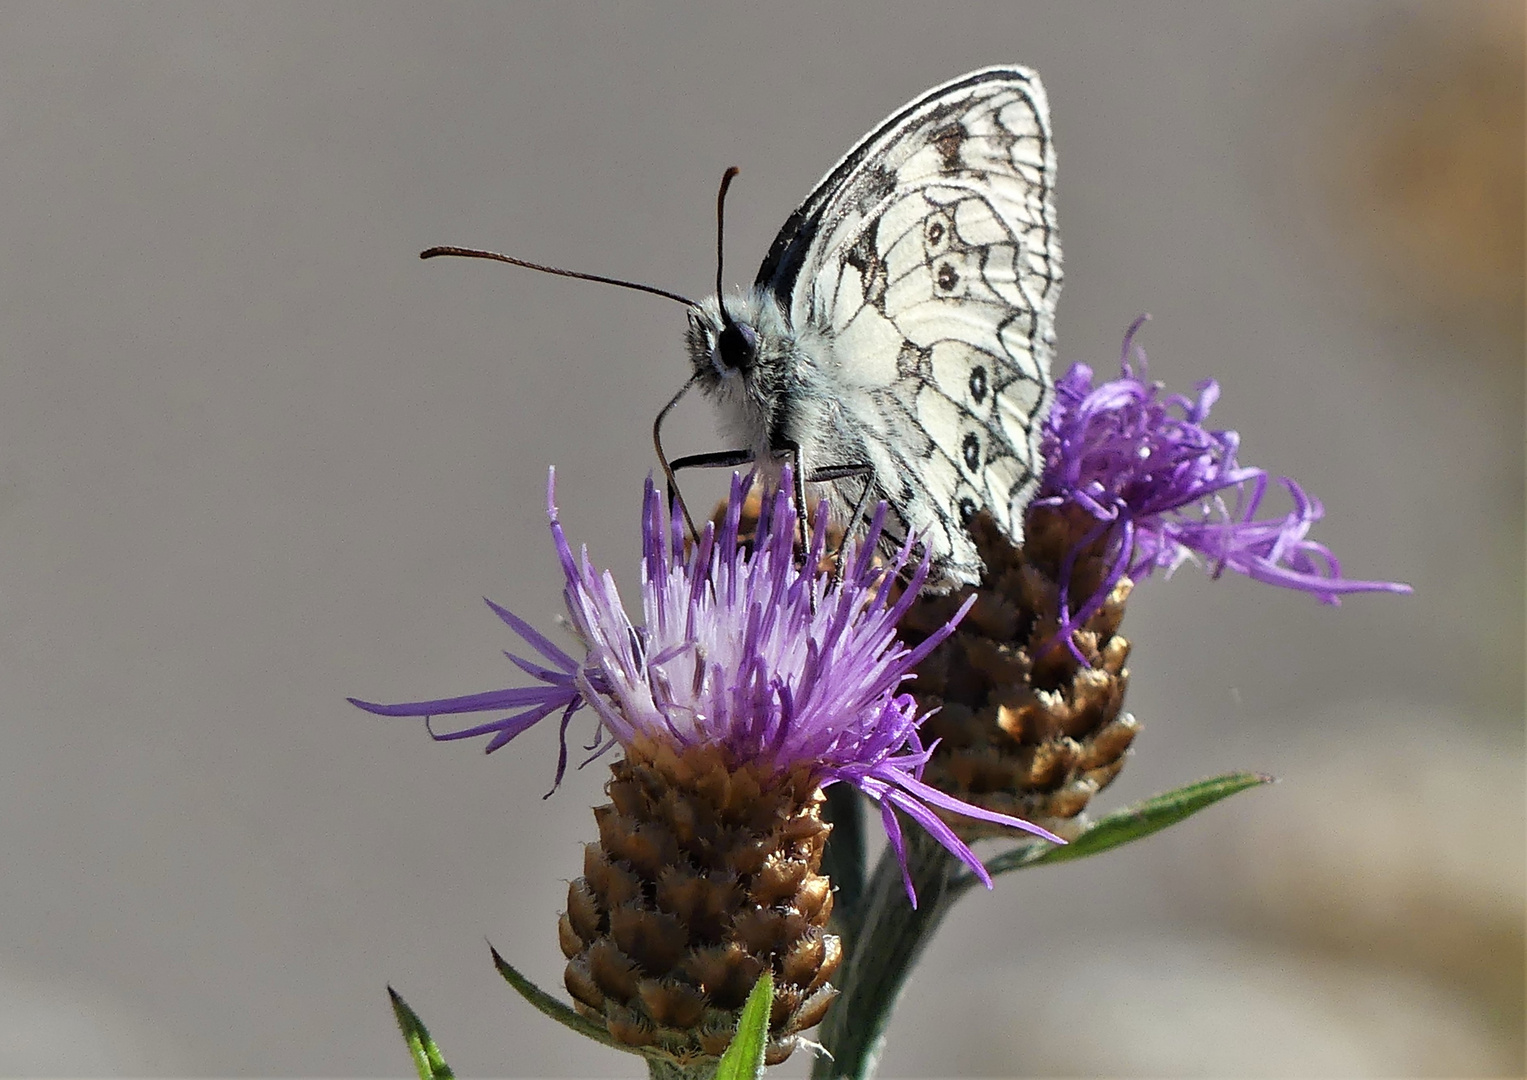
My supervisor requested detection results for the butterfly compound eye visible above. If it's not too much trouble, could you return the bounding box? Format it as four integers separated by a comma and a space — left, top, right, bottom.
715, 321, 758, 372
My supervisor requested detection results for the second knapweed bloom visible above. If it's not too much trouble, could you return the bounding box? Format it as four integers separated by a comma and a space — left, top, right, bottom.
353, 469, 1059, 1065
1039, 316, 1411, 646
904, 318, 1411, 838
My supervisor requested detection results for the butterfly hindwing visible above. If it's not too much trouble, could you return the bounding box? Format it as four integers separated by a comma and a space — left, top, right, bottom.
756, 66, 1061, 584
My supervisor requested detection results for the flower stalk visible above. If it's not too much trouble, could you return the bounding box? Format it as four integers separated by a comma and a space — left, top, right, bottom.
811, 828, 975, 1080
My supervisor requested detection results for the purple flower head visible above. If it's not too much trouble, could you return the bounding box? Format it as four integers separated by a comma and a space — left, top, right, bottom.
352, 469, 1063, 904
1038, 316, 1411, 655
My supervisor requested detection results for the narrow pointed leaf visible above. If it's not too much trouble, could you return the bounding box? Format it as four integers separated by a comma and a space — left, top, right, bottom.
982, 771, 1274, 878
714, 971, 773, 1080
489, 943, 641, 1054
388, 987, 455, 1080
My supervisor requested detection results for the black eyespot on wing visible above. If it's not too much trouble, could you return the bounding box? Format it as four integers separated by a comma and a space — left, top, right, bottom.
958, 496, 978, 524
968, 365, 987, 404
936, 263, 959, 291
961, 431, 981, 472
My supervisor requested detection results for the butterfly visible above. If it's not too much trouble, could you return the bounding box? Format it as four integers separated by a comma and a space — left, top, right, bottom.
426, 66, 1061, 589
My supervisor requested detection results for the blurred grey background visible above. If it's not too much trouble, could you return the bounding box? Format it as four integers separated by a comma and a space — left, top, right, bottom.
0, 2, 1521, 1076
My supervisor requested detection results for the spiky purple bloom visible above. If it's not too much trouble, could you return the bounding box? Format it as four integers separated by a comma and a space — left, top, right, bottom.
1038, 317, 1411, 651
352, 469, 1062, 902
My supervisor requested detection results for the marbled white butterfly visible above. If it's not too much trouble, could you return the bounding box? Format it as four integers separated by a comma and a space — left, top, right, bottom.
426, 66, 1061, 588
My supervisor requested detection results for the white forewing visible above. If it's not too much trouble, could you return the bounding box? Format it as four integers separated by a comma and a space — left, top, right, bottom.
755, 66, 1062, 585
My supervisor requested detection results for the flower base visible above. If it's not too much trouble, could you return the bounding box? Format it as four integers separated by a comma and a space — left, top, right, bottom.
900, 506, 1140, 839
559, 737, 840, 1066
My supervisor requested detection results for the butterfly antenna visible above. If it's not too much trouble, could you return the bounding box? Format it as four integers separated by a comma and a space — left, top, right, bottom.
420, 246, 700, 309
714, 166, 741, 327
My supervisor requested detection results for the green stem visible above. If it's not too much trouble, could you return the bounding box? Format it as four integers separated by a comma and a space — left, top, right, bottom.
821, 785, 868, 943
811, 830, 976, 1080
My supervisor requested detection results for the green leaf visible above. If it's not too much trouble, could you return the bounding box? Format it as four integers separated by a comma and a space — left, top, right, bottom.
983, 771, 1275, 878
489, 943, 642, 1055
388, 987, 455, 1080
713, 971, 773, 1080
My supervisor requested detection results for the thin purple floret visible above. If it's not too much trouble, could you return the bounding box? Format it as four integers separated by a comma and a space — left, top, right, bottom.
1038, 316, 1411, 660
352, 466, 1065, 903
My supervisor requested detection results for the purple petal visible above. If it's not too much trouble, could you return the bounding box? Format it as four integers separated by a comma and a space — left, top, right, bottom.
430, 701, 564, 745
1038, 324, 1410, 639
485, 597, 578, 673
348, 685, 568, 717
876, 797, 916, 908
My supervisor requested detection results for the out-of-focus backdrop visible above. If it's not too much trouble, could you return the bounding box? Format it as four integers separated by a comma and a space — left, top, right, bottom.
0, 3, 1520, 1076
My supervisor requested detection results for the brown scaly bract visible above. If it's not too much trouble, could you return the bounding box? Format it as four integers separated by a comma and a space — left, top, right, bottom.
559, 737, 840, 1067
898, 504, 1140, 840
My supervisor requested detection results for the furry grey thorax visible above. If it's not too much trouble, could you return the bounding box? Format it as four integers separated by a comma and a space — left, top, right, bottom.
684, 290, 865, 492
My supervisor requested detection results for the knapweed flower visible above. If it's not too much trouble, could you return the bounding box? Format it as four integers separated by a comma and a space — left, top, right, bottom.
352, 469, 1059, 1065
1039, 315, 1412, 648
902, 318, 1411, 838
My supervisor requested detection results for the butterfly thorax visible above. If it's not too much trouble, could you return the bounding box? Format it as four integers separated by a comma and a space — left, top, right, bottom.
686, 291, 846, 470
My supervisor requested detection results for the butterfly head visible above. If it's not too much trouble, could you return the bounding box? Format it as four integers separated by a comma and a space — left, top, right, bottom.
686, 293, 795, 387
684, 293, 804, 457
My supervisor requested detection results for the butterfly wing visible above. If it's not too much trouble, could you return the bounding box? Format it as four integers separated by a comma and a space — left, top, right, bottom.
757, 66, 1061, 584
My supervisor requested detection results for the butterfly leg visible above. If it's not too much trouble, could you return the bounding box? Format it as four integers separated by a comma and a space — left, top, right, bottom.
774, 441, 816, 558
653, 373, 708, 540
804, 462, 876, 586
665, 448, 755, 541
